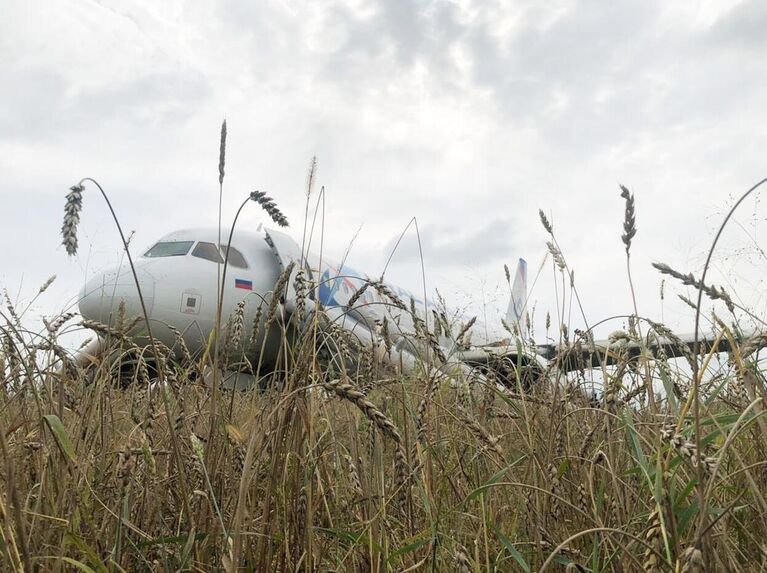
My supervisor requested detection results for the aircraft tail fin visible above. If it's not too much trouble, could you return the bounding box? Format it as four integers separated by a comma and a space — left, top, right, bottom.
505, 258, 528, 336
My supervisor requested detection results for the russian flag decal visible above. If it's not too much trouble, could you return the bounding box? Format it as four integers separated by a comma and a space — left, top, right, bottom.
235, 278, 253, 290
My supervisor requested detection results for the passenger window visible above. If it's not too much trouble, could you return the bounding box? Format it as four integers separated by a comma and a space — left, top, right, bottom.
144, 241, 194, 257
192, 242, 224, 263
219, 245, 248, 269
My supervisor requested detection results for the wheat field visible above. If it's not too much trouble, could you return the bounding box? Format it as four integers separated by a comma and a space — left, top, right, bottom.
2, 137, 767, 572
2, 290, 767, 572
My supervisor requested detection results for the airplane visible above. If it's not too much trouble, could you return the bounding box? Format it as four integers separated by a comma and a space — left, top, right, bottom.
77, 225, 534, 386
76, 225, 756, 390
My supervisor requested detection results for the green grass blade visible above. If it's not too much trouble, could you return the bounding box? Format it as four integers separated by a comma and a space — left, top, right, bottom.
43, 414, 76, 463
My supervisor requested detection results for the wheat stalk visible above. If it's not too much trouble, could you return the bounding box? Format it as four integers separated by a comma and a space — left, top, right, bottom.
539, 209, 553, 234
61, 184, 84, 255
218, 120, 227, 185
619, 184, 637, 254
652, 262, 734, 311
250, 191, 289, 227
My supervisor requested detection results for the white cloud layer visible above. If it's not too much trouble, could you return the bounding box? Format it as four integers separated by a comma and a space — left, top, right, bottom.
2, 0, 766, 340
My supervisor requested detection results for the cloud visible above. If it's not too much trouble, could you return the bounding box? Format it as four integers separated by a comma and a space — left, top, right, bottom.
2, 0, 767, 338
384, 218, 516, 268
708, 0, 767, 51
0, 69, 210, 143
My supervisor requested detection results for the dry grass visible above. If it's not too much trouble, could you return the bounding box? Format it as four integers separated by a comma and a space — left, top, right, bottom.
1, 289, 766, 571
2, 140, 766, 571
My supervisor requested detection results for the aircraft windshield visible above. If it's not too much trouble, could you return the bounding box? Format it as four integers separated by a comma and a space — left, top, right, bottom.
144, 241, 194, 257
144, 239, 249, 268
192, 242, 224, 263
219, 245, 248, 269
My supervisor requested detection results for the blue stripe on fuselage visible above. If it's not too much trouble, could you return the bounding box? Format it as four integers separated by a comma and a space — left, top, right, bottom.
318, 263, 433, 310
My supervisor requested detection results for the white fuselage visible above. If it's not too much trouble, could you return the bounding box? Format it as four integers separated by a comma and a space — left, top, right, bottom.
79, 227, 470, 368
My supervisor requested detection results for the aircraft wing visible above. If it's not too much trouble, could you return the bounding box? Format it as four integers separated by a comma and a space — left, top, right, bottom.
453, 328, 765, 377
537, 329, 765, 372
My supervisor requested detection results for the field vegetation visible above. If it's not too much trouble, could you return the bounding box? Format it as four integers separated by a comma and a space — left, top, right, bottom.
1, 129, 766, 571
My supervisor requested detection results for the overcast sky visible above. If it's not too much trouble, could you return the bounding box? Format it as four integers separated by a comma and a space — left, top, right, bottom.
2, 0, 766, 342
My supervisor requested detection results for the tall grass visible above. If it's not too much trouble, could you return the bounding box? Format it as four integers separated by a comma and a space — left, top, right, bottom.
0, 143, 765, 571
2, 305, 765, 571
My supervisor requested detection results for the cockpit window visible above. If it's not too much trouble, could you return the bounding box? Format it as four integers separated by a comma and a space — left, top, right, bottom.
219, 245, 248, 269
144, 241, 194, 258
144, 239, 249, 268
192, 242, 224, 263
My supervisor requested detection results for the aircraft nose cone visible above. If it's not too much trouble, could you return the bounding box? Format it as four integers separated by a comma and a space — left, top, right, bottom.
79, 265, 155, 326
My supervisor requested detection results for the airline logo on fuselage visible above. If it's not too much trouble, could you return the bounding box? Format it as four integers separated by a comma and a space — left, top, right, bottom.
318, 263, 433, 310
